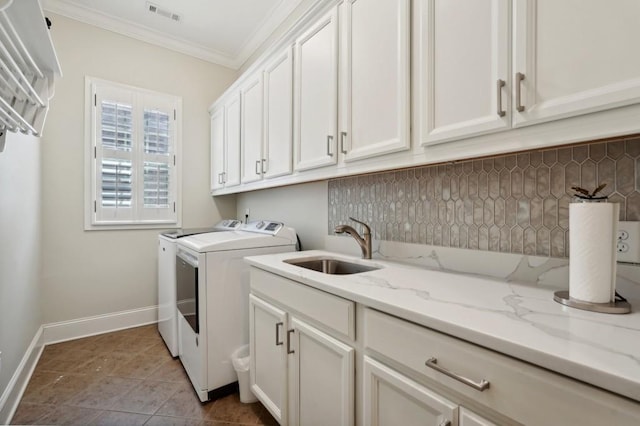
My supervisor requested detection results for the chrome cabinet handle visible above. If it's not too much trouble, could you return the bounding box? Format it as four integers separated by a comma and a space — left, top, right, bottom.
217, 173, 223, 184
515, 72, 525, 112
340, 131, 347, 154
287, 329, 295, 354
262, 158, 267, 174
255, 160, 261, 175
221, 172, 226, 183
326, 135, 334, 157
425, 357, 490, 392
275, 322, 283, 346
496, 79, 506, 117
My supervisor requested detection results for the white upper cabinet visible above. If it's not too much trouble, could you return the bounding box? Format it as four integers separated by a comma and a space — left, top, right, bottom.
211, 0, 640, 195
339, 0, 411, 162
420, 0, 640, 146
263, 46, 294, 179
419, 0, 510, 145
240, 74, 264, 184
293, 7, 339, 171
512, 0, 640, 127
211, 95, 241, 191
210, 108, 225, 191
223, 93, 241, 187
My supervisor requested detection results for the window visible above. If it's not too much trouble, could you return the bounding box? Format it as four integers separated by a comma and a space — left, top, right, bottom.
85, 77, 181, 229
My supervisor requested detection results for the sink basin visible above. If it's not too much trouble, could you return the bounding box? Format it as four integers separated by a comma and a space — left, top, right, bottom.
284, 257, 380, 275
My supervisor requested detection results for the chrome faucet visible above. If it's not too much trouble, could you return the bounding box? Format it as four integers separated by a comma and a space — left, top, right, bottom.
334, 217, 372, 259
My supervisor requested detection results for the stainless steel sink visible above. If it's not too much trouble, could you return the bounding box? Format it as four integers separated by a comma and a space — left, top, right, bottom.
284, 257, 380, 275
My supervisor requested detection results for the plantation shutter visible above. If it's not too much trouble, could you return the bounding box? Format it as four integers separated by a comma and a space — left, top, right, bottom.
95, 86, 135, 223
139, 93, 176, 222
91, 79, 179, 226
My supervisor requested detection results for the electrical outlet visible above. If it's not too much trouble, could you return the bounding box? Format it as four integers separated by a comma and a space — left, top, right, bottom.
617, 221, 640, 263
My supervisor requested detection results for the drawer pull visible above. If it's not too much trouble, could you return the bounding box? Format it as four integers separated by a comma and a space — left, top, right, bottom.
275, 322, 283, 346
425, 357, 490, 392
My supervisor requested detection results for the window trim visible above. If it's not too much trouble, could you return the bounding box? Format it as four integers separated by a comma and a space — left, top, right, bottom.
84, 76, 182, 231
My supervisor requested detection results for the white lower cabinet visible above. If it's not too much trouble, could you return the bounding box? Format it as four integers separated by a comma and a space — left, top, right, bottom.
363, 356, 458, 426
249, 267, 640, 426
249, 294, 287, 423
288, 317, 354, 426
364, 307, 640, 426
459, 407, 497, 426
249, 285, 355, 426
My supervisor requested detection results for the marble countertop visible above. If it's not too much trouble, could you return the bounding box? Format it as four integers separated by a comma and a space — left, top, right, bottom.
245, 250, 640, 403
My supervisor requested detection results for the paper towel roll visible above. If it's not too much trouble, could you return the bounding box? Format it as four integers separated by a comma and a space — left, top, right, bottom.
569, 202, 619, 303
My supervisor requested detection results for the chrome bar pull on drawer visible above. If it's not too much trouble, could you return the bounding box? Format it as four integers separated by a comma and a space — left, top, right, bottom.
425, 357, 490, 392
275, 322, 283, 346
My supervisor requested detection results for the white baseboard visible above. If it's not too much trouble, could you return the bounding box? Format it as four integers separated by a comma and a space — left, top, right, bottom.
42, 305, 158, 345
0, 327, 44, 425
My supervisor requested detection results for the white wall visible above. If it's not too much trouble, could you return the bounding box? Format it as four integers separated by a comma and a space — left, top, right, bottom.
236, 181, 328, 250
40, 13, 238, 324
0, 133, 42, 410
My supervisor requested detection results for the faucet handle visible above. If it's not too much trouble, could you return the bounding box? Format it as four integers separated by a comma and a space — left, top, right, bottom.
348, 217, 370, 235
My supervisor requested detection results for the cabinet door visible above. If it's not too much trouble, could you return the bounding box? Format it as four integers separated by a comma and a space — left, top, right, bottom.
210, 108, 225, 191
288, 317, 354, 426
419, 0, 510, 145
249, 295, 288, 424
459, 407, 497, 426
363, 356, 458, 426
241, 74, 264, 184
264, 46, 293, 179
293, 7, 339, 171
513, 0, 640, 127
224, 93, 241, 187
340, 0, 410, 162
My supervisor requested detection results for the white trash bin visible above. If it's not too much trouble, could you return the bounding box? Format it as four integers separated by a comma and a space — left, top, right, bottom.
231, 344, 258, 403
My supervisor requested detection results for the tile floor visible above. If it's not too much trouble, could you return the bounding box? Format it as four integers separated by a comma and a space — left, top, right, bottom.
11, 324, 278, 425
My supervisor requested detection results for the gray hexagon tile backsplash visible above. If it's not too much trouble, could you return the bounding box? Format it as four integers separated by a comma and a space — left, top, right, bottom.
328, 137, 640, 258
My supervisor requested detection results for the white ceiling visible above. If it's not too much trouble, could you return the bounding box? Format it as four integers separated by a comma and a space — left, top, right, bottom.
42, 0, 305, 69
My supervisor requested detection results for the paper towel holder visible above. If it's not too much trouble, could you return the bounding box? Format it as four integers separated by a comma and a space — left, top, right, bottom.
553, 290, 631, 314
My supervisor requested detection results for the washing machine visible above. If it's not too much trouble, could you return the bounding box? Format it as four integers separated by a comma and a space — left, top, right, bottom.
175, 220, 297, 401
157, 219, 242, 356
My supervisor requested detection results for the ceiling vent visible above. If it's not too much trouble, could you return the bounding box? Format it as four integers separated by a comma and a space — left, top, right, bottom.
146, 2, 180, 22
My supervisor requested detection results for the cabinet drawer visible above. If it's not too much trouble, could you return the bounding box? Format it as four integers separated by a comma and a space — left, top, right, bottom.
250, 268, 355, 340
364, 308, 640, 426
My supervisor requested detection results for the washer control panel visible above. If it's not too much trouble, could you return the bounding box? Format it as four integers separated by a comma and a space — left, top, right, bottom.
213, 219, 243, 231
244, 220, 284, 235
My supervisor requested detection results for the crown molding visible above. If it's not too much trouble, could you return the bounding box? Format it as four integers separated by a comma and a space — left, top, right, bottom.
42, 0, 239, 68
233, 0, 305, 68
